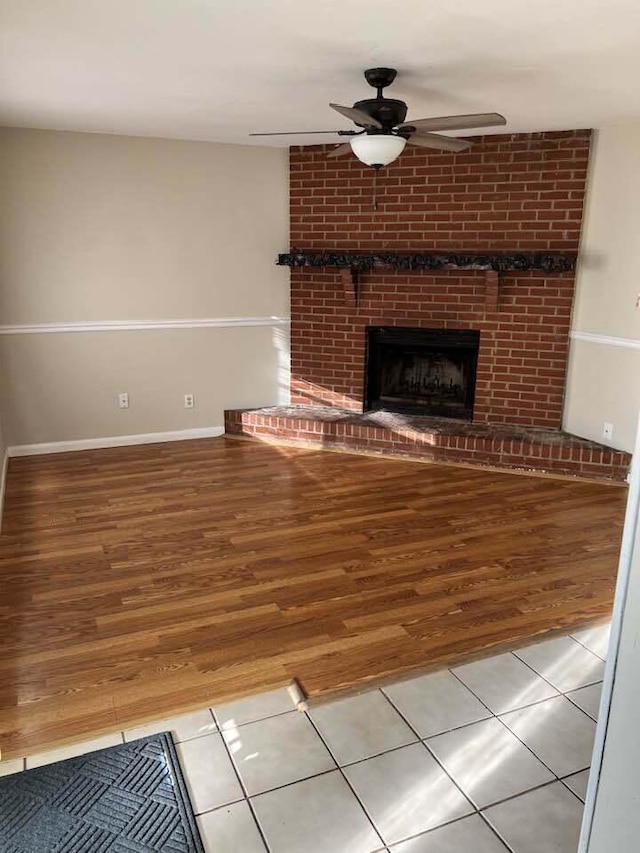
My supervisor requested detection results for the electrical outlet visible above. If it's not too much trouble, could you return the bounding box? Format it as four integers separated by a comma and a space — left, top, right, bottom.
184, 393, 195, 409
603, 422, 614, 440
118, 392, 129, 409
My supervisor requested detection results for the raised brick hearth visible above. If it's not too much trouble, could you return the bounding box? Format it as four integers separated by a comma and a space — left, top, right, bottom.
224, 407, 631, 482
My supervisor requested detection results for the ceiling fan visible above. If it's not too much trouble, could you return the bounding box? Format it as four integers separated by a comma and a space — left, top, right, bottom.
250, 68, 506, 169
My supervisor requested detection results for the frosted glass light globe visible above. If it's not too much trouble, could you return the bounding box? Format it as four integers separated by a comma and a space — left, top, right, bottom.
349, 134, 407, 168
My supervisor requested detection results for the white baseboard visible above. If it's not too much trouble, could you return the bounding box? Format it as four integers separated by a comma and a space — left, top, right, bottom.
0, 449, 8, 532
7, 426, 225, 457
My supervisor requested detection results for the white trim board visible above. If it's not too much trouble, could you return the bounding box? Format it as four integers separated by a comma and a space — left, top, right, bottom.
7, 426, 224, 457
0, 317, 290, 335
579, 412, 640, 851
570, 331, 640, 350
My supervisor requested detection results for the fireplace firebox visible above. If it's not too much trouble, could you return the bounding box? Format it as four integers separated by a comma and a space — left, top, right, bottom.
365, 327, 480, 420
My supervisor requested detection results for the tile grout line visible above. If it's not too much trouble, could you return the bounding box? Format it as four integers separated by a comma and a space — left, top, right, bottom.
559, 776, 587, 803
303, 709, 388, 852
209, 705, 274, 853
212, 708, 342, 797
367, 688, 529, 850
409, 708, 559, 846
212, 706, 300, 731
476, 809, 517, 853
449, 651, 598, 734
564, 691, 600, 722
394, 814, 501, 852
481, 776, 583, 814
448, 658, 563, 710
447, 666, 592, 805
378, 684, 480, 738
493, 653, 602, 774
568, 630, 609, 662
447, 666, 568, 783
367, 688, 500, 848
510, 643, 603, 696
438, 668, 589, 846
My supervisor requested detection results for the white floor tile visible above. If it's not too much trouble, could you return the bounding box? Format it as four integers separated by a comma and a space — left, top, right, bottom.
383, 670, 491, 738
514, 636, 605, 692
483, 781, 584, 853
562, 769, 590, 802
222, 711, 335, 795
426, 718, 553, 808
124, 709, 217, 744
567, 682, 602, 720
251, 770, 382, 853
309, 690, 417, 765
343, 742, 474, 845
452, 653, 558, 714
197, 801, 266, 853
0, 758, 24, 777
176, 732, 243, 814
571, 622, 611, 660
390, 814, 509, 852
500, 695, 596, 777
26, 732, 123, 769
214, 687, 295, 730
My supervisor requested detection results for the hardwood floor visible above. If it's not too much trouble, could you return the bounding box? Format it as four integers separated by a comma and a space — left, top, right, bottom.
0, 437, 627, 759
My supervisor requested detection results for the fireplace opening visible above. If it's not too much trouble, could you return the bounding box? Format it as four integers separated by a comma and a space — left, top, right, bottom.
365, 326, 480, 420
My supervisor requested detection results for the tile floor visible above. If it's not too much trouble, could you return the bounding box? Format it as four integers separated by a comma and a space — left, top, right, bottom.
0, 622, 610, 852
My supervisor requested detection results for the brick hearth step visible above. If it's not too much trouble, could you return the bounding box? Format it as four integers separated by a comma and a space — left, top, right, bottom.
224, 406, 630, 482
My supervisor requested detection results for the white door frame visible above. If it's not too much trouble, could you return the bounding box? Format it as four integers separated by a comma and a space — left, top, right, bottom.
579, 416, 640, 851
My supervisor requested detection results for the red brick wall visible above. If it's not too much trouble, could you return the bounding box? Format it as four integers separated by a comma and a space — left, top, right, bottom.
289, 130, 591, 428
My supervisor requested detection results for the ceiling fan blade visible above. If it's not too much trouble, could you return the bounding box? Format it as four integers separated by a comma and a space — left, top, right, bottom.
249, 130, 352, 136
327, 143, 353, 159
406, 133, 472, 152
330, 103, 383, 130
397, 112, 506, 132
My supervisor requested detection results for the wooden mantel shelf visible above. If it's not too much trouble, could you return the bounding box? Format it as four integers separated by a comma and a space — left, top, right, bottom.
276, 250, 577, 274
277, 249, 576, 308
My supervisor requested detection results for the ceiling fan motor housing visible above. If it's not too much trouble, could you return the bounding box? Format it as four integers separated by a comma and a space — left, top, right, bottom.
355, 68, 407, 132
353, 98, 408, 131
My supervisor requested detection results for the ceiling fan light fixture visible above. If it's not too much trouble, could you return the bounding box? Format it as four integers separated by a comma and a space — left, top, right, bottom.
349, 134, 406, 168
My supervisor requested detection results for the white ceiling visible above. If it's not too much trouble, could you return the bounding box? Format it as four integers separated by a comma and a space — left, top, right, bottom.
2, 0, 640, 146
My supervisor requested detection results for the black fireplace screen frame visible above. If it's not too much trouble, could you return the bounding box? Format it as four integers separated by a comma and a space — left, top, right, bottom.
364, 326, 481, 420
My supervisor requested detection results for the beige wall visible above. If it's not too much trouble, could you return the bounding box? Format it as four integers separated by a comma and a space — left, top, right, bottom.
565, 340, 640, 452
564, 123, 640, 452
0, 327, 289, 445
0, 128, 289, 446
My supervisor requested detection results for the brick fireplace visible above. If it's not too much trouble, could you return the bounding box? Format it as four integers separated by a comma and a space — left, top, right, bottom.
225, 129, 631, 480
289, 130, 588, 428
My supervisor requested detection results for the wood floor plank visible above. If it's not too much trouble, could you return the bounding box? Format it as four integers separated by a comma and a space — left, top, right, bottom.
0, 437, 627, 759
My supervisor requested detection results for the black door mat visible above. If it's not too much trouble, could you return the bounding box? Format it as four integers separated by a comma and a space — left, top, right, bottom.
0, 732, 204, 852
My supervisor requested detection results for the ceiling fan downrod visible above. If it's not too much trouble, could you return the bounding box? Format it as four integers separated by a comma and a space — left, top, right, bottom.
363, 67, 398, 99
